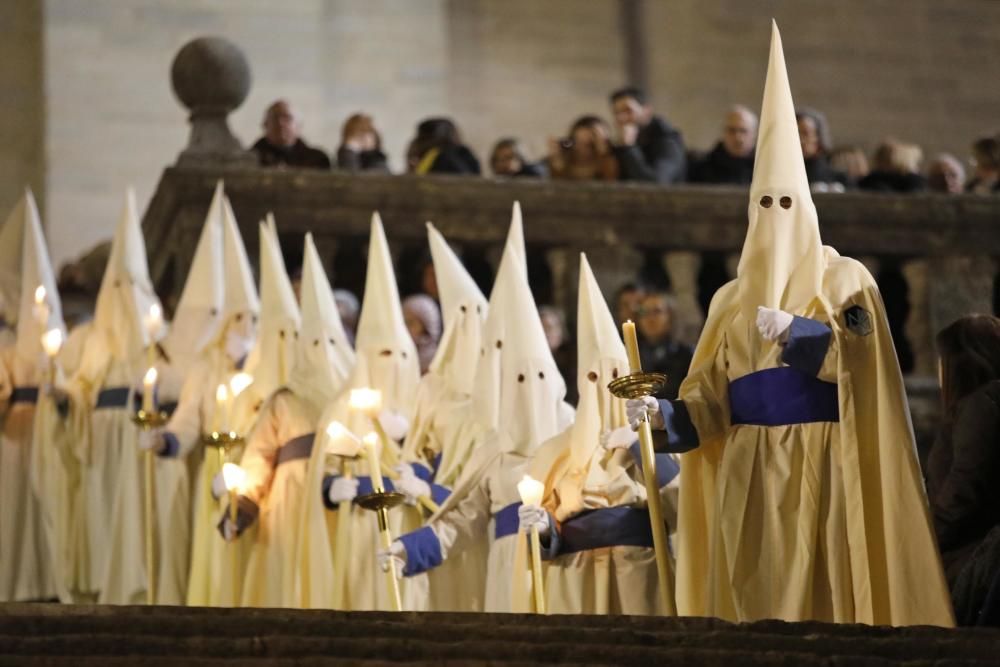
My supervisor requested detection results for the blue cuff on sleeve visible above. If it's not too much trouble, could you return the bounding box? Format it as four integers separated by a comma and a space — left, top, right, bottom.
429, 483, 451, 506
540, 514, 561, 561
321, 475, 338, 510
158, 432, 180, 458
399, 526, 444, 576
629, 441, 682, 487
656, 399, 700, 453
355, 475, 396, 497
781, 316, 832, 377
409, 462, 433, 483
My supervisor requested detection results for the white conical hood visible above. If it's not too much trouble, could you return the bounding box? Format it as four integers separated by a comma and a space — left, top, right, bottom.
220, 196, 259, 320
470, 205, 529, 428
288, 232, 354, 413
568, 253, 629, 465
737, 21, 824, 321
347, 212, 420, 414
93, 188, 163, 360
164, 182, 225, 370
426, 222, 488, 395
497, 260, 566, 456
245, 217, 300, 397
0, 190, 66, 361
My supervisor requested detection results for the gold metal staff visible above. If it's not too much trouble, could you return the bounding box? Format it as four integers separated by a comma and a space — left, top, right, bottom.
517, 475, 547, 614
357, 432, 404, 612
133, 366, 168, 606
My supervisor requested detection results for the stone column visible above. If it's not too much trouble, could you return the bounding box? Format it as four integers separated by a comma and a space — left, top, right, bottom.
662, 251, 704, 348
545, 246, 578, 316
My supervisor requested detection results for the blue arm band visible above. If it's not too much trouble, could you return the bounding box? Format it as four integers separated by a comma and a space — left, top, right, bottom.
781, 316, 832, 377
399, 526, 444, 576
655, 399, 700, 453
159, 432, 180, 458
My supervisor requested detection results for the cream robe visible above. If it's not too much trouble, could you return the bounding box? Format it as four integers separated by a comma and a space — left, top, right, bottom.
676, 251, 954, 626
237, 389, 318, 608
0, 346, 55, 601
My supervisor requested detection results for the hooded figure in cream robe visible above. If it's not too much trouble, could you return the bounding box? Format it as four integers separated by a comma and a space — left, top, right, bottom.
629, 23, 953, 626
383, 246, 574, 613
0, 190, 63, 601
149, 184, 261, 606
298, 213, 422, 611
228, 232, 353, 608
60, 189, 169, 603
527, 253, 679, 615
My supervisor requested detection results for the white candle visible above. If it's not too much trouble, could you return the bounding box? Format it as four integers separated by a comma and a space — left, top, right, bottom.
363, 432, 384, 492
517, 475, 544, 507
214, 383, 229, 433
41, 328, 63, 359
622, 320, 642, 374
325, 420, 361, 457
349, 388, 383, 417
142, 367, 158, 413
33, 285, 50, 326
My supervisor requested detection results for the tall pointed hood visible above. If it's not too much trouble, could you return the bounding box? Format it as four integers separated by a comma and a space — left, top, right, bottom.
348, 212, 420, 414
288, 232, 354, 414
93, 188, 163, 360
427, 222, 487, 395
470, 203, 528, 428
245, 217, 300, 397
220, 196, 259, 321
496, 257, 566, 456
0, 190, 65, 360
737, 21, 824, 321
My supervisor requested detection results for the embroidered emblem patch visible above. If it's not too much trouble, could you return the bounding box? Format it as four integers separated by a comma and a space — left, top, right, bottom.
844, 305, 873, 336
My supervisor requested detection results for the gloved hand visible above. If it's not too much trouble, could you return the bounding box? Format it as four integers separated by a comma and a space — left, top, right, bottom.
211, 472, 227, 501
327, 476, 360, 505
756, 306, 794, 343
219, 515, 238, 542
600, 425, 637, 451
137, 429, 166, 453
393, 464, 431, 506
518, 504, 551, 539
626, 396, 664, 431
43, 382, 69, 404
376, 540, 406, 578
378, 408, 410, 442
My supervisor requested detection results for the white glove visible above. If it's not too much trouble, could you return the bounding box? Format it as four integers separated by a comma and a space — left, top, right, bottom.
378, 408, 410, 442
211, 472, 227, 501
626, 396, 664, 431
600, 425, 637, 451
518, 504, 551, 539
327, 475, 360, 505
43, 382, 69, 404
756, 306, 794, 343
220, 516, 237, 542
393, 464, 431, 506
376, 540, 406, 577
137, 429, 166, 453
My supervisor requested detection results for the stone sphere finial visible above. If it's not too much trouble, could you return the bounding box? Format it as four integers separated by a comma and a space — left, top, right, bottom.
171, 36, 255, 166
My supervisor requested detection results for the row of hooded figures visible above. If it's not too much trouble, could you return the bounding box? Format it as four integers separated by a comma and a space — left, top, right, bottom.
0, 25, 955, 626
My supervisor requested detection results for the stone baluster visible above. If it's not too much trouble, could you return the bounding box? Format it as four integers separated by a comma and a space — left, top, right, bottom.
662, 251, 704, 348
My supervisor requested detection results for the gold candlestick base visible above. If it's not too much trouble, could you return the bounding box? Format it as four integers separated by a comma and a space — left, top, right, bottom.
132, 410, 169, 429
607, 372, 667, 400
355, 490, 406, 513
201, 431, 245, 449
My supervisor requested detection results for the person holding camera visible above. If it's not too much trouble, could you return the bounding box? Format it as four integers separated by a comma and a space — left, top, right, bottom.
609, 86, 686, 184
546, 115, 619, 182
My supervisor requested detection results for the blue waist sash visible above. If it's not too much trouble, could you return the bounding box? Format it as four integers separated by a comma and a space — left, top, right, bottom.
559, 506, 654, 555
494, 502, 523, 540
276, 432, 314, 466
729, 367, 839, 427
96, 387, 136, 410
10, 386, 39, 405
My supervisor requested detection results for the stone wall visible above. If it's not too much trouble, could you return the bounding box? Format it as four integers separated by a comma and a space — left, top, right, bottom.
2, 0, 998, 267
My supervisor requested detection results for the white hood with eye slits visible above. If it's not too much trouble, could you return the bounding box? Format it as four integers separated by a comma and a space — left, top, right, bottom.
737, 21, 825, 323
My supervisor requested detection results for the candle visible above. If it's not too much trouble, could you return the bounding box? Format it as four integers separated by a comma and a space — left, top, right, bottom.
517, 475, 545, 507
214, 383, 229, 434
325, 420, 361, 457
142, 367, 158, 413
622, 320, 643, 374
33, 285, 50, 326
143, 304, 163, 370
41, 328, 63, 359
221, 462, 247, 493
349, 388, 383, 416
363, 431, 384, 492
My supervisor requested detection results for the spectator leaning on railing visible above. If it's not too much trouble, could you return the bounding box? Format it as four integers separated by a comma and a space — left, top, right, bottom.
688, 105, 757, 185
609, 86, 687, 184
252, 99, 331, 169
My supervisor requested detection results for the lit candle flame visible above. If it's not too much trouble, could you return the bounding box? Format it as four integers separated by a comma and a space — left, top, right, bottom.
216, 383, 229, 403
41, 328, 63, 358
221, 462, 247, 492
229, 372, 253, 397
517, 474, 545, 507
349, 388, 383, 415
143, 303, 163, 338
34, 285, 46, 305
143, 367, 158, 387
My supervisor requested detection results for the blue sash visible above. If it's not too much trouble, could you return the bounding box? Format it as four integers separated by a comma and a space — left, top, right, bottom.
559, 506, 654, 555
729, 367, 839, 427
10, 386, 39, 405
96, 387, 136, 410
494, 502, 523, 540
276, 432, 314, 466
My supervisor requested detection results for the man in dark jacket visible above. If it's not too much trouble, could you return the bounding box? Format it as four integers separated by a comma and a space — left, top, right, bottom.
609, 86, 686, 184
689, 105, 758, 185
251, 100, 331, 169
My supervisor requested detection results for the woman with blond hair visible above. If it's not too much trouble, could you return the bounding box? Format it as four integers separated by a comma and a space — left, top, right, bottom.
337, 113, 389, 173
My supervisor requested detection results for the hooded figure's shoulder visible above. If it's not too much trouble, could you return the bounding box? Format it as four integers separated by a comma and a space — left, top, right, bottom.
820, 247, 879, 310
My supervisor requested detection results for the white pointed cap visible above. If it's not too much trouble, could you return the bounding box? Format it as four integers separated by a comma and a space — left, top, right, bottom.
220, 195, 259, 319
0, 189, 65, 360
289, 233, 354, 410
427, 221, 486, 330
94, 188, 163, 356
246, 217, 300, 394
576, 253, 627, 376
354, 212, 413, 353
165, 182, 225, 368
750, 20, 810, 199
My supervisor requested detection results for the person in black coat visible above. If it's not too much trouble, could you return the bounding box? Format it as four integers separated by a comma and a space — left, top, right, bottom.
689, 105, 758, 185
609, 86, 686, 184
858, 139, 927, 193
925, 314, 1000, 624
407, 117, 481, 176
251, 100, 331, 169
796, 107, 848, 189
489, 138, 545, 178
336, 113, 389, 173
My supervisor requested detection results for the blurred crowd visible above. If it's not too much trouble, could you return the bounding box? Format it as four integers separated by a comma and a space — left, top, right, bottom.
253, 92, 1000, 195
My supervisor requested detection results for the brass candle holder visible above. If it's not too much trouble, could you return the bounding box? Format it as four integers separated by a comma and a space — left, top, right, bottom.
607, 371, 667, 400
131, 409, 170, 429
